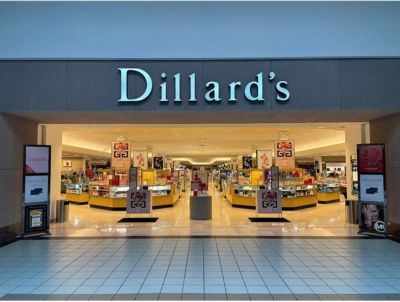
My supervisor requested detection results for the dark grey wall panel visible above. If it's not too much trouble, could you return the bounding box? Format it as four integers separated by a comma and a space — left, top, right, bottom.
67, 61, 127, 111
0, 61, 67, 110
341, 59, 400, 109
0, 113, 37, 242
1, 59, 400, 117
271, 60, 341, 110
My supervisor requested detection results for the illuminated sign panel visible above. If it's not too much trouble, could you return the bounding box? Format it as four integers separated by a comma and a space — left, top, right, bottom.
118, 68, 290, 104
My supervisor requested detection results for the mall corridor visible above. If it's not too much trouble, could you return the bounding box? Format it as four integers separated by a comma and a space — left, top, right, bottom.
0, 238, 400, 300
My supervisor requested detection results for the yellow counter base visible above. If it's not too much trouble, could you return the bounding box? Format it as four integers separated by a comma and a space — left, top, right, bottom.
282, 195, 318, 210
317, 191, 340, 203
89, 196, 127, 210
231, 195, 256, 209
153, 195, 174, 208
89, 195, 176, 210
66, 193, 89, 204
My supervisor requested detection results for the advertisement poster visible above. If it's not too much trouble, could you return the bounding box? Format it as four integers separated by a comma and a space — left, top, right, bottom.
257, 189, 282, 214
274, 140, 295, 169
24, 204, 48, 233
165, 156, 173, 170
111, 141, 131, 170
192, 170, 208, 191
62, 160, 72, 167
242, 156, 253, 169
153, 157, 164, 169
360, 203, 386, 233
25, 145, 50, 174
126, 190, 151, 214
30, 209, 43, 227
358, 144, 385, 174
24, 175, 49, 203
133, 151, 148, 169
257, 150, 273, 169
359, 174, 385, 203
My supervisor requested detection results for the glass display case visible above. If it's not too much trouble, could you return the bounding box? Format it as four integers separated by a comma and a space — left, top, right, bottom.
316, 183, 339, 193
89, 184, 129, 199
66, 183, 89, 204
279, 179, 318, 210
109, 186, 129, 198
315, 178, 341, 203
89, 183, 110, 197
280, 184, 315, 198
148, 185, 171, 197
233, 184, 257, 197
66, 183, 88, 194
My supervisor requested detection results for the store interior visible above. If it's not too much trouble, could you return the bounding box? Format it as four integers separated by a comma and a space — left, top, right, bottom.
51, 123, 362, 237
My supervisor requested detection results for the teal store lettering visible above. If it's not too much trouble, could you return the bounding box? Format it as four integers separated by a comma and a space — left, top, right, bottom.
118, 68, 290, 103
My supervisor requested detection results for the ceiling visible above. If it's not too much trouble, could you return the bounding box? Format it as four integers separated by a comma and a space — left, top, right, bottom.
58, 123, 357, 164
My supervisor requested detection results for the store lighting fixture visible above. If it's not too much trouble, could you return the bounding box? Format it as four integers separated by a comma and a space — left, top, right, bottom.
172, 157, 232, 165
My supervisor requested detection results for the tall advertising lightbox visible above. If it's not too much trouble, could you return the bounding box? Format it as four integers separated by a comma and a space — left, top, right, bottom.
23, 145, 51, 235
357, 144, 387, 235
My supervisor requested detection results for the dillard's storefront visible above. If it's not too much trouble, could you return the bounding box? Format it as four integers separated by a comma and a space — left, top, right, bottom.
0, 58, 400, 243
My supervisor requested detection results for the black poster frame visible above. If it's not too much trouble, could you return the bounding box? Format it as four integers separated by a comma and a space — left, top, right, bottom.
357, 143, 387, 236
22, 144, 52, 235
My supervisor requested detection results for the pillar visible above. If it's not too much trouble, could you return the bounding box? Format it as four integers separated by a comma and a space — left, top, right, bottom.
315, 156, 323, 175
43, 125, 62, 222
345, 124, 363, 201
370, 113, 400, 237
0, 113, 38, 244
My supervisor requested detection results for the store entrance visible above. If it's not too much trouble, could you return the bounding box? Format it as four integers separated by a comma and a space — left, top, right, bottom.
52, 123, 361, 237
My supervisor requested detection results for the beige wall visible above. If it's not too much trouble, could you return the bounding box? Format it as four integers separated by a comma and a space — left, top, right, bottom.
44, 125, 62, 222
61, 158, 85, 173
0, 113, 37, 243
370, 112, 400, 235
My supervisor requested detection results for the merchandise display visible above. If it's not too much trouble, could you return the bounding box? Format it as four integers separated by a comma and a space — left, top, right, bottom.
149, 184, 180, 208
279, 169, 317, 209
226, 184, 258, 208
226, 168, 318, 210
58, 130, 351, 218
280, 183, 317, 210
65, 183, 89, 204
89, 182, 128, 210
316, 178, 341, 203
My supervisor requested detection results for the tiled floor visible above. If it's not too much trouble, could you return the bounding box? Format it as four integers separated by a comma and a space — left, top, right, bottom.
1, 238, 400, 300
50, 185, 360, 237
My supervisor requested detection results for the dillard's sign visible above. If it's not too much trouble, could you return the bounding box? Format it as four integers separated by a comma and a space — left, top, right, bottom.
117, 68, 290, 104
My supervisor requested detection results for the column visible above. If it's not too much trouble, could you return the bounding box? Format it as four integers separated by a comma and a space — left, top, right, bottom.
0, 113, 38, 243
315, 156, 323, 175
43, 125, 62, 221
345, 124, 362, 201
370, 113, 400, 237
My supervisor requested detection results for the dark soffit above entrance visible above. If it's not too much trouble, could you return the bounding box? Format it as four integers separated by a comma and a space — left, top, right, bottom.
6, 110, 397, 125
